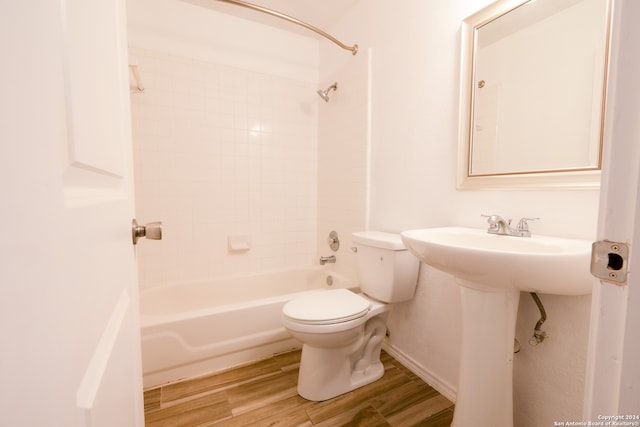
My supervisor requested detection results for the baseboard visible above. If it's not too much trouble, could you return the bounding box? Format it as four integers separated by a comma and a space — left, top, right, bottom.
382, 342, 458, 403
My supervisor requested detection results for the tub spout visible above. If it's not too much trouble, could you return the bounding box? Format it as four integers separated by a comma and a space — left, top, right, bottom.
320, 255, 336, 265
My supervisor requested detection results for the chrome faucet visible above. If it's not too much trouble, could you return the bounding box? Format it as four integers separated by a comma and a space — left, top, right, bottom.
482, 214, 539, 237
320, 255, 336, 265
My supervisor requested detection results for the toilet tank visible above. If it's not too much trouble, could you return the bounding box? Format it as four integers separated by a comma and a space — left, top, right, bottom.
352, 231, 419, 303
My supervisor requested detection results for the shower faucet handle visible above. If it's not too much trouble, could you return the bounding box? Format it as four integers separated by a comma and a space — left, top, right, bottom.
327, 230, 340, 251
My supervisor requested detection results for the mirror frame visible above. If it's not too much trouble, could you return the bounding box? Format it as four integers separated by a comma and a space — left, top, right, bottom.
457, 0, 613, 190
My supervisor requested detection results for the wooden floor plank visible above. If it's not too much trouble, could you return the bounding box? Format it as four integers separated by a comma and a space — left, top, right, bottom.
226, 367, 299, 415
145, 391, 232, 427
372, 380, 441, 418
144, 387, 162, 413
206, 395, 311, 427
160, 358, 283, 404
273, 349, 302, 370
418, 409, 455, 427
386, 395, 455, 427
311, 404, 390, 427
304, 366, 408, 424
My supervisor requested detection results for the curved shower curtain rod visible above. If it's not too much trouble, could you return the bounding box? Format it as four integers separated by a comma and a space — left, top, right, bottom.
213, 0, 358, 55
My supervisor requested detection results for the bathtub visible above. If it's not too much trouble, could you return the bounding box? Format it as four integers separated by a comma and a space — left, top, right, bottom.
139, 266, 357, 388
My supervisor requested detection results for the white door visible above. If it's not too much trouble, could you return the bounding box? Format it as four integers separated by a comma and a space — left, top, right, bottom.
584, 0, 640, 417
0, 1, 144, 426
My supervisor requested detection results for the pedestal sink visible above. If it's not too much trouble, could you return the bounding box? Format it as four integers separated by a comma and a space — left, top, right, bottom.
400, 227, 593, 427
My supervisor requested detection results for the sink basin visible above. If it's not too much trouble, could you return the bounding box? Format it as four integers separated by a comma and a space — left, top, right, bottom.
400, 226, 592, 295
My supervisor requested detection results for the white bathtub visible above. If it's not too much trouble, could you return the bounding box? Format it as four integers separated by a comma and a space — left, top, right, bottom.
139, 266, 357, 388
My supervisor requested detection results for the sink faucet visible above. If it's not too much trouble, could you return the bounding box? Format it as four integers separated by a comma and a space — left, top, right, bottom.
482, 214, 539, 237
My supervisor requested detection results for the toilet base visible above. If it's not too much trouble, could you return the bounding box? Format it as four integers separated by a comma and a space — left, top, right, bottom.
297, 349, 385, 401
351, 360, 385, 389
296, 317, 387, 401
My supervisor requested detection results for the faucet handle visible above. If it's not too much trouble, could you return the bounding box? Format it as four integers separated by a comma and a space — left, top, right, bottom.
516, 217, 540, 236
516, 217, 539, 229
481, 214, 511, 222
481, 214, 511, 229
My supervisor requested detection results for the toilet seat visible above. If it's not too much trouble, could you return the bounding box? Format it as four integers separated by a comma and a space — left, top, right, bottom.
282, 289, 371, 325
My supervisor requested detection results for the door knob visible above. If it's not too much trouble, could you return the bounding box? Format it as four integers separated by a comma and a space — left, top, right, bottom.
132, 219, 162, 245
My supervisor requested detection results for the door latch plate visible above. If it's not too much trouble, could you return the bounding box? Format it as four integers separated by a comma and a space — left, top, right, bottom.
590, 240, 629, 284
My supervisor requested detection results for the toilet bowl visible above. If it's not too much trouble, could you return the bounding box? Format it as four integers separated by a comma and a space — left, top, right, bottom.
282, 289, 389, 401
281, 231, 419, 401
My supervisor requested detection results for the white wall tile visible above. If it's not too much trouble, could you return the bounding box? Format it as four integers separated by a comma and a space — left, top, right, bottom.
131, 49, 318, 288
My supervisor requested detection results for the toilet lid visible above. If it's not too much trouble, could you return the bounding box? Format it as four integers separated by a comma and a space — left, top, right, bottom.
282, 289, 371, 325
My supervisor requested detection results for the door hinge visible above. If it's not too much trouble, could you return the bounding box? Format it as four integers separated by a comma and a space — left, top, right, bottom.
590, 240, 629, 284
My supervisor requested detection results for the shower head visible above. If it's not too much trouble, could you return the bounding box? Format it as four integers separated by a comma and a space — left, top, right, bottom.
317, 82, 338, 102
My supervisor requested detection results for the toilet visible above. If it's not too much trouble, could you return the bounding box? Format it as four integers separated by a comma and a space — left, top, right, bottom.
281, 231, 420, 401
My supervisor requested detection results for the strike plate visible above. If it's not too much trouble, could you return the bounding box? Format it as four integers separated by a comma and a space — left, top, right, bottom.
590, 240, 629, 284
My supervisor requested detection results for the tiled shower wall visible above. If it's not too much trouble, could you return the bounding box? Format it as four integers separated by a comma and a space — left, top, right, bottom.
130, 49, 318, 289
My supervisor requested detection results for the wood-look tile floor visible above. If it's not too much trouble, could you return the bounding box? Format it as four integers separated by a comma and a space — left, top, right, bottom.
144, 350, 454, 427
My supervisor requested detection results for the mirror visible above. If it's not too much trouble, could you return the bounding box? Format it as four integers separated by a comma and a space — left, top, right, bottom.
458, 0, 612, 189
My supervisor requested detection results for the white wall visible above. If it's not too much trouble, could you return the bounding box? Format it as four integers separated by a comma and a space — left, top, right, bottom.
322, 1, 600, 425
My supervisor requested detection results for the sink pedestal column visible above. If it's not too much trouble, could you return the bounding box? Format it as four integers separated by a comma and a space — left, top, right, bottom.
451, 284, 520, 427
